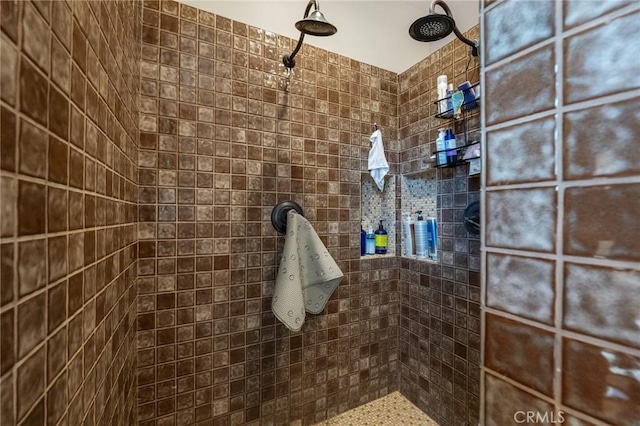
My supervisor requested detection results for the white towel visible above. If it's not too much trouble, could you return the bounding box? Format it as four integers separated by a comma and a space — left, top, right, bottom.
368, 129, 389, 191
272, 210, 343, 332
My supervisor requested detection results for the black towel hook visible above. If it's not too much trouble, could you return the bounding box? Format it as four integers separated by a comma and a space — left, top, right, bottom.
271, 201, 304, 234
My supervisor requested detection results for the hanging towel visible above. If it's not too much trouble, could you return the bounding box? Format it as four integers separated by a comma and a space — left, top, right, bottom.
272, 210, 344, 332
368, 129, 389, 191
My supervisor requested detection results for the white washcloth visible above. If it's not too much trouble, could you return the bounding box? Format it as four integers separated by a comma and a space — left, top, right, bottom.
272, 211, 343, 332
368, 129, 389, 191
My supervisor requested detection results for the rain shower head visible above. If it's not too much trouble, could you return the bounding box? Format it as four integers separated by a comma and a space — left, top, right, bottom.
295, 9, 337, 36
409, 12, 455, 42
409, 0, 479, 57
283, 0, 337, 70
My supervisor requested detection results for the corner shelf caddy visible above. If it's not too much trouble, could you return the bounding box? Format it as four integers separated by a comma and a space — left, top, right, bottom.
431, 81, 480, 169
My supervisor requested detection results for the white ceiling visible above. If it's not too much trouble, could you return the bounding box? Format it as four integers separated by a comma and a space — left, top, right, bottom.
179, 0, 480, 74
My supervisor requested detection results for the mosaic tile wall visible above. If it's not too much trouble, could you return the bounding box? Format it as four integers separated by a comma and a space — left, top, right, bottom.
136, 1, 400, 424
361, 174, 396, 257
396, 27, 482, 426
0, 0, 141, 425
481, 1, 640, 425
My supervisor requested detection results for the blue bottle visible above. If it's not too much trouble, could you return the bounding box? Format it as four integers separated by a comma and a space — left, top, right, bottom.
445, 129, 457, 166
360, 226, 366, 256
426, 217, 438, 260
366, 227, 376, 255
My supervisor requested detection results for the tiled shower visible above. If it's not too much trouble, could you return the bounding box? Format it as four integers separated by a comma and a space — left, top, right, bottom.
0, 1, 638, 426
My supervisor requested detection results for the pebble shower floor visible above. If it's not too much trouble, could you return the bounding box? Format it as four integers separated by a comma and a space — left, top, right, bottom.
316, 392, 439, 425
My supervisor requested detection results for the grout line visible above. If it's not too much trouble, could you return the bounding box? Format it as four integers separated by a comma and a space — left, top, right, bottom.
484, 175, 640, 192
561, 3, 640, 39
483, 88, 639, 136
484, 307, 640, 358
478, 0, 488, 423
553, 0, 565, 416
484, 247, 640, 271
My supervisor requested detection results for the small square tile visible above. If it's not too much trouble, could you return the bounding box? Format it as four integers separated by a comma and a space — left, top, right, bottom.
17, 346, 45, 420
47, 186, 67, 233
486, 188, 556, 252
0, 37, 18, 106
0, 309, 13, 375
564, 183, 639, 261
486, 117, 555, 185
48, 281, 66, 332
563, 338, 640, 425
22, 2, 51, 72
564, 12, 640, 104
49, 86, 69, 139
564, 98, 640, 180
0, 177, 16, 237
486, 253, 555, 325
485, 46, 555, 125
51, 1, 72, 49
48, 235, 67, 283
484, 373, 554, 425
19, 57, 48, 126
18, 238, 46, 297
485, 314, 554, 395
0, 0, 21, 42
485, 0, 554, 65
48, 135, 68, 184
564, 262, 640, 348
564, 0, 635, 29
17, 292, 46, 358
19, 119, 47, 178
47, 372, 67, 425
0, 244, 13, 306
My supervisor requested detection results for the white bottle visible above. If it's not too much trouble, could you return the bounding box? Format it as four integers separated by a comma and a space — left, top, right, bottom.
446, 83, 455, 115
436, 129, 447, 167
402, 213, 414, 257
437, 75, 448, 114
414, 211, 428, 259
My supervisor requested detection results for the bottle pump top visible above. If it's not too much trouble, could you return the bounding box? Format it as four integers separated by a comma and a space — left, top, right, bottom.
378, 220, 384, 230
416, 210, 424, 220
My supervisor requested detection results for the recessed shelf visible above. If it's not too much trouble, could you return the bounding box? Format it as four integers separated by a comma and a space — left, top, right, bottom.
400, 256, 438, 263
360, 253, 395, 260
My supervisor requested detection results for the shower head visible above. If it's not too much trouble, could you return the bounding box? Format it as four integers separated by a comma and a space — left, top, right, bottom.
409, 12, 455, 42
283, 0, 337, 70
295, 9, 337, 36
409, 0, 479, 57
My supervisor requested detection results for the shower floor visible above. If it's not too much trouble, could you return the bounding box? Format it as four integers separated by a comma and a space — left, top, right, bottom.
318, 392, 439, 425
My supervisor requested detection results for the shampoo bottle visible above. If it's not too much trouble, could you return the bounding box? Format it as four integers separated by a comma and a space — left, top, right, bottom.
445, 129, 457, 166
436, 129, 447, 167
374, 221, 388, 254
445, 83, 455, 118
426, 217, 438, 260
414, 211, 428, 259
366, 227, 376, 255
360, 226, 366, 256
402, 213, 414, 257
437, 75, 448, 115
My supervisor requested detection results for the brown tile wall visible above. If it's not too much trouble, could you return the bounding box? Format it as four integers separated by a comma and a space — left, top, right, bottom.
396, 28, 482, 426
0, 0, 141, 425
481, 1, 640, 425
136, 1, 400, 425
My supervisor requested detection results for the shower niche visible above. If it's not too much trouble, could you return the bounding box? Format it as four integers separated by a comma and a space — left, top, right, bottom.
360, 172, 396, 258
400, 170, 438, 262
